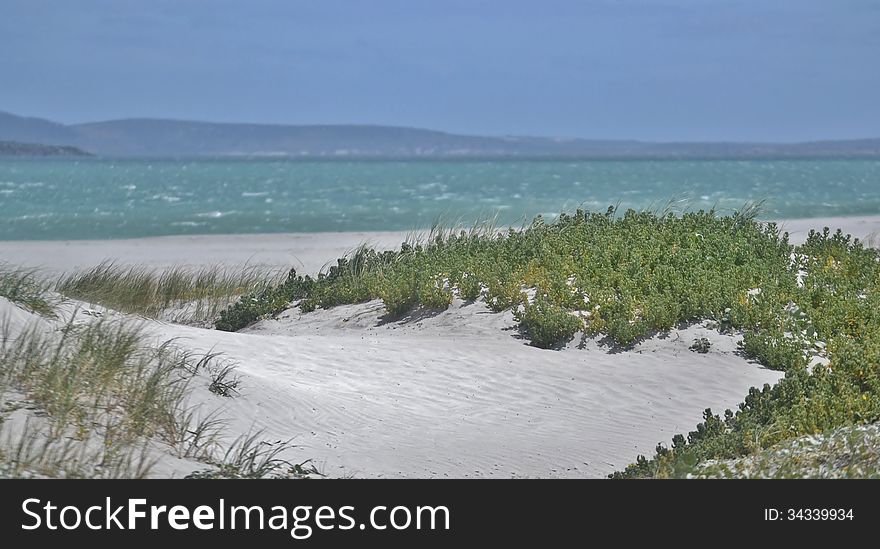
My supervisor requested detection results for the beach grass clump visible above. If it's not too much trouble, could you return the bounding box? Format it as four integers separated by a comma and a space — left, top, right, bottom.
56, 262, 281, 325
0, 264, 55, 316
184, 431, 322, 479
0, 317, 190, 444
0, 314, 262, 478
0, 418, 155, 479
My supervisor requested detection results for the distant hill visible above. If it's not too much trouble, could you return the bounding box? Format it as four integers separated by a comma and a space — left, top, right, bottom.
2, 110, 879, 159
0, 111, 78, 146
0, 140, 91, 157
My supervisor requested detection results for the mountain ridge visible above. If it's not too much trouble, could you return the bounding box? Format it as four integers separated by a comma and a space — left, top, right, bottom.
2, 110, 879, 159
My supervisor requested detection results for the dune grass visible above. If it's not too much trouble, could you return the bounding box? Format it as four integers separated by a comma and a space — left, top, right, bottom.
0, 264, 55, 316
216, 205, 880, 478
0, 309, 322, 478
184, 431, 322, 479
0, 310, 304, 478
1, 317, 188, 442
0, 418, 156, 479
0, 260, 318, 478
56, 262, 283, 325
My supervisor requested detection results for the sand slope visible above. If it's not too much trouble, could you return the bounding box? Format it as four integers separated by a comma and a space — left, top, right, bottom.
137, 299, 782, 478
2, 295, 781, 478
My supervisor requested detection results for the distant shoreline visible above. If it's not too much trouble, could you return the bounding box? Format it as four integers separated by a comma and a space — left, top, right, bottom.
0, 140, 92, 157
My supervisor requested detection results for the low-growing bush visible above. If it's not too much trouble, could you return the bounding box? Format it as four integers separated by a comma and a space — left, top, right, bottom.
514, 296, 582, 349
216, 268, 314, 330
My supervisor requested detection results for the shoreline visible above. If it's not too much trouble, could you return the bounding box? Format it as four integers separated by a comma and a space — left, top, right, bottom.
1, 215, 878, 274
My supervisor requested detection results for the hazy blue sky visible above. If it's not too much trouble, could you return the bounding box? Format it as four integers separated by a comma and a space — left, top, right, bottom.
2, 0, 878, 141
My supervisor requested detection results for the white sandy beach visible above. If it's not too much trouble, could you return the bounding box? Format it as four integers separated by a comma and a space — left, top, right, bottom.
1, 214, 877, 478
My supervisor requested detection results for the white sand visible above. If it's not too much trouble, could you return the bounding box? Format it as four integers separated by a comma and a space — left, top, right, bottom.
0, 214, 875, 478
157, 301, 782, 478
775, 215, 880, 245
0, 231, 412, 274
1, 295, 782, 478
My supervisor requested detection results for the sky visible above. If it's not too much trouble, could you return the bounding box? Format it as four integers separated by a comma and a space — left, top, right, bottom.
1, 0, 879, 142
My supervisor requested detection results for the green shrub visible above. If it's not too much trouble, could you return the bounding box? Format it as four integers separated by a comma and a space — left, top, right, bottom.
613, 225, 880, 478
215, 269, 314, 331
514, 296, 582, 349
741, 330, 808, 371
456, 272, 482, 301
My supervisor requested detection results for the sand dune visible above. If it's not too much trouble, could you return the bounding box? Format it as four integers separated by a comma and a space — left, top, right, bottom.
1, 289, 782, 478
143, 299, 781, 478
3, 215, 875, 477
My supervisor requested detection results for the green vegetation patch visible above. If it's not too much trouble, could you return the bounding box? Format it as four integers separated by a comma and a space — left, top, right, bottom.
0, 314, 288, 478
217, 206, 880, 477
218, 206, 795, 351
691, 423, 880, 479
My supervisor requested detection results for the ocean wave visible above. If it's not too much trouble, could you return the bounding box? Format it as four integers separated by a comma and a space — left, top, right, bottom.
195, 210, 238, 218
170, 221, 207, 227
150, 194, 182, 202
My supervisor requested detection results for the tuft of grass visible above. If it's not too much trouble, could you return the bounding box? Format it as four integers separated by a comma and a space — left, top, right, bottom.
165, 406, 226, 462
56, 262, 282, 325
0, 418, 156, 479
207, 363, 242, 398
0, 317, 188, 442
0, 264, 55, 317
184, 431, 322, 479
0, 314, 251, 478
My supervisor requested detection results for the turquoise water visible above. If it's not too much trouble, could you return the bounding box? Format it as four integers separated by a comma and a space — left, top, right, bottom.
1, 158, 879, 240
